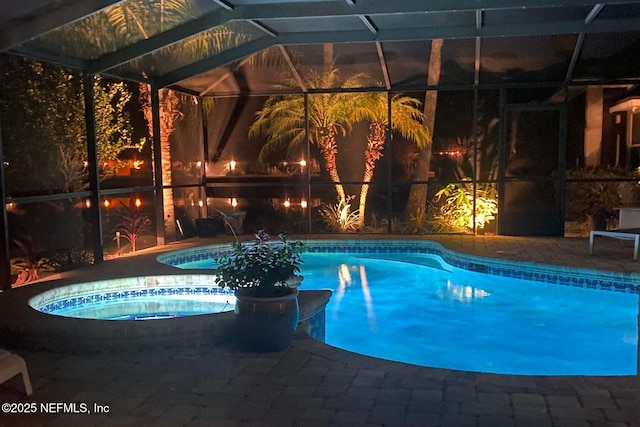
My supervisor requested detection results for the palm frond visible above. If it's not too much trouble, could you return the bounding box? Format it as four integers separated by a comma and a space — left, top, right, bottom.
390, 95, 431, 148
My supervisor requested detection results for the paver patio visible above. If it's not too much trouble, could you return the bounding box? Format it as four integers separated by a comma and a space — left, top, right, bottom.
0, 235, 638, 426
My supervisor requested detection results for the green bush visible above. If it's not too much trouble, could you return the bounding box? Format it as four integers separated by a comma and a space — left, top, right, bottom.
319, 197, 360, 232
431, 182, 498, 233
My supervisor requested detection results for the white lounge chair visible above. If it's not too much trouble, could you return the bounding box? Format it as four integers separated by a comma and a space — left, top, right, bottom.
589, 207, 640, 261
0, 349, 33, 395
589, 228, 640, 261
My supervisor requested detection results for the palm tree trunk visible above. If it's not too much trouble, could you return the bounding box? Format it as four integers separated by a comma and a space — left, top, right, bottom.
319, 44, 347, 204
140, 85, 180, 243
161, 132, 176, 241
358, 169, 374, 230
319, 133, 346, 204
359, 122, 385, 229
405, 39, 443, 216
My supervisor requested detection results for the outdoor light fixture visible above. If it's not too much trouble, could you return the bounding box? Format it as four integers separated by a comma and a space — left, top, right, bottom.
134, 198, 142, 208
132, 160, 142, 169
437, 149, 464, 158
85, 199, 91, 208
281, 198, 307, 209
230, 198, 238, 207
229, 160, 236, 171
281, 159, 306, 172
103, 199, 110, 208
196, 161, 202, 168
198, 200, 204, 207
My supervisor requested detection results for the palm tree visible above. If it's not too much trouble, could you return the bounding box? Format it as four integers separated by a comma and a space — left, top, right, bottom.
405, 38, 443, 216
353, 93, 431, 229
139, 84, 183, 240
35, 1, 220, 242
35, 0, 200, 59
94, 1, 263, 241
250, 65, 368, 205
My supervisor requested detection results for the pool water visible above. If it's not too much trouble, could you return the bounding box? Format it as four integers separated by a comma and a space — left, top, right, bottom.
180, 251, 638, 375
51, 294, 234, 320
298, 253, 638, 376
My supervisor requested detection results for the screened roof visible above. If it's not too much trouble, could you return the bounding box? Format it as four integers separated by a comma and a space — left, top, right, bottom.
2, 0, 640, 95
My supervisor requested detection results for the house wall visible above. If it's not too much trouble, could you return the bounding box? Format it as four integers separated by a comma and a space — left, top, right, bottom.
585, 86, 603, 166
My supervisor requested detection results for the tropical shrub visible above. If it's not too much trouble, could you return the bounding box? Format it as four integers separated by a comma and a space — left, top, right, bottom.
10, 236, 57, 285
48, 248, 94, 272
399, 207, 432, 234
114, 201, 152, 252
366, 212, 400, 233
318, 196, 360, 232
431, 182, 498, 233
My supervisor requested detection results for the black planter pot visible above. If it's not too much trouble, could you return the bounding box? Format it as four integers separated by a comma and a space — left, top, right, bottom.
233, 287, 299, 352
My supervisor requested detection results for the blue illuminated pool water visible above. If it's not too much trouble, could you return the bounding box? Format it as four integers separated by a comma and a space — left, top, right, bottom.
302, 253, 638, 375
182, 251, 638, 376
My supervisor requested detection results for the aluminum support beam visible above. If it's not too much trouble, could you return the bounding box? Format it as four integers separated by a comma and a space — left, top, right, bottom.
82, 73, 104, 264
0, 114, 11, 290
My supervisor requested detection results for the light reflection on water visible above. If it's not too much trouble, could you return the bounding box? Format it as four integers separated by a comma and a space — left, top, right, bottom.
438, 280, 491, 303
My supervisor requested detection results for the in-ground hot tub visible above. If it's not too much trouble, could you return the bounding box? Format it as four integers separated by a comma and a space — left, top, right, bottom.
0, 275, 236, 351
29, 275, 235, 320
0, 272, 331, 352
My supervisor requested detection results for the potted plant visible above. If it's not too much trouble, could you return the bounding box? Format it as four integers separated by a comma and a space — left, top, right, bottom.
213, 230, 304, 352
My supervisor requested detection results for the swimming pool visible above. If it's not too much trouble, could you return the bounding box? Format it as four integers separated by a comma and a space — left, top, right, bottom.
161, 239, 639, 376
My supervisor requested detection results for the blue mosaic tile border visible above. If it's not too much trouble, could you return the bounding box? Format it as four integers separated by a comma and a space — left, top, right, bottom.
158, 239, 640, 294
37, 286, 233, 314
157, 243, 234, 268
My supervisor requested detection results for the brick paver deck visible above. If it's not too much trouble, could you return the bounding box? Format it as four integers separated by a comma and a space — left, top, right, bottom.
1, 235, 638, 426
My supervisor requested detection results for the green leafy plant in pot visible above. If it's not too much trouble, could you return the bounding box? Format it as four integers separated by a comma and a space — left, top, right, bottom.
213, 230, 304, 352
